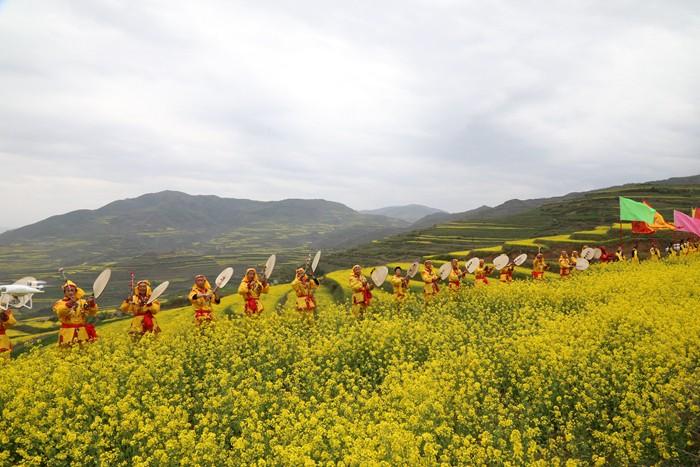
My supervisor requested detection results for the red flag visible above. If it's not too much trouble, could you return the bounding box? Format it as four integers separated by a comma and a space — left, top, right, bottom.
631, 221, 655, 234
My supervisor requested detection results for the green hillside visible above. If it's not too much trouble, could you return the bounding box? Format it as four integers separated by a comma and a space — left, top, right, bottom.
2, 177, 698, 318
328, 181, 700, 267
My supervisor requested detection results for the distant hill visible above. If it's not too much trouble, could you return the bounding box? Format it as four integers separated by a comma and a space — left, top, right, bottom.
411, 194, 585, 229
0, 191, 407, 252
651, 174, 700, 185
361, 204, 446, 223
411, 174, 700, 229
327, 175, 700, 267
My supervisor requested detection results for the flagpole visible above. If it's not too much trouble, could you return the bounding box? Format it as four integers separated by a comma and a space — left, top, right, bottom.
619, 216, 623, 247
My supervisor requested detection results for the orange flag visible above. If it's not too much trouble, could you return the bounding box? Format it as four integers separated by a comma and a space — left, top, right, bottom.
633, 201, 675, 233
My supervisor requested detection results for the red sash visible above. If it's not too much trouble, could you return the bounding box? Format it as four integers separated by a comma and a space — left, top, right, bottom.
351, 286, 373, 305
449, 280, 460, 288
532, 271, 544, 279
195, 309, 212, 320
60, 323, 97, 341
362, 288, 373, 306
245, 297, 259, 314
304, 295, 316, 310
136, 312, 155, 331
86, 324, 98, 340
476, 274, 488, 284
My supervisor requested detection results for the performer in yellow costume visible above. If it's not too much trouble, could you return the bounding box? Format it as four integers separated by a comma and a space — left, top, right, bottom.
121, 280, 161, 337
238, 268, 270, 316
649, 242, 662, 261
474, 259, 493, 286
389, 266, 409, 301
569, 250, 580, 273
0, 309, 17, 358
559, 251, 571, 278
631, 244, 640, 264
499, 262, 515, 284
447, 259, 465, 292
53, 280, 99, 346
615, 246, 626, 262
421, 260, 440, 299
291, 268, 318, 317
189, 274, 221, 324
349, 265, 373, 318
532, 253, 548, 280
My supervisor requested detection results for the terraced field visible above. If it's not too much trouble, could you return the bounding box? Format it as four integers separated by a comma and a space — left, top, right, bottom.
328, 182, 699, 269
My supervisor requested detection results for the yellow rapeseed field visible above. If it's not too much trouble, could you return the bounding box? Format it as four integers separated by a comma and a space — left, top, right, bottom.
1, 256, 699, 465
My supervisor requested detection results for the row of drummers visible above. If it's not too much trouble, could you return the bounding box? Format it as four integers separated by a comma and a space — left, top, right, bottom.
344, 241, 687, 318
347, 251, 558, 318
0, 242, 686, 354
0, 256, 281, 354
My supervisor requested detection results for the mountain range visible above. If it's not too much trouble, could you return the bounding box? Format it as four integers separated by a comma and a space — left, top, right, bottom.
326, 174, 700, 267
1, 175, 698, 315
360, 204, 446, 223
0, 191, 408, 255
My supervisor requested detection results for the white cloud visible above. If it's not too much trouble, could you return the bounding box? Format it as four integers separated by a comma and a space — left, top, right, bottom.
0, 0, 698, 226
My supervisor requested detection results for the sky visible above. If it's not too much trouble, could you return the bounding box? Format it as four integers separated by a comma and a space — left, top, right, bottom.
1, 0, 699, 228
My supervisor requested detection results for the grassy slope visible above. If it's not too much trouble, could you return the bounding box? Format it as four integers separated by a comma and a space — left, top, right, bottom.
326, 182, 700, 268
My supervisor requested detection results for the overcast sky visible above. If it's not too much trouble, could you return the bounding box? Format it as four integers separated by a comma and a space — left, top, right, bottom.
1, 0, 699, 227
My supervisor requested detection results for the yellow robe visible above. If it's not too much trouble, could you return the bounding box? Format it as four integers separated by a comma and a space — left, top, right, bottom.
389, 275, 408, 300
532, 258, 547, 280
499, 264, 514, 283
0, 310, 17, 355
559, 257, 571, 277
448, 268, 463, 291
291, 276, 318, 311
474, 266, 491, 286
349, 273, 372, 317
631, 249, 639, 264
615, 251, 626, 262
189, 284, 221, 323
120, 295, 161, 334
569, 253, 579, 273
53, 298, 98, 345
238, 277, 270, 315
649, 247, 661, 261
421, 268, 440, 298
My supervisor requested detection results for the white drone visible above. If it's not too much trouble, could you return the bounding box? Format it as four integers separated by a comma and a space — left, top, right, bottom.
0, 276, 46, 311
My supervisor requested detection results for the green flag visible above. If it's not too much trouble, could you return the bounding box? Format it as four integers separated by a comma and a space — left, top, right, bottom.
619, 196, 655, 223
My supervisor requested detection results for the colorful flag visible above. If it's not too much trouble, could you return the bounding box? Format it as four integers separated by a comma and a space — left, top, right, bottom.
630, 201, 674, 234
631, 221, 655, 234
673, 210, 700, 237
619, 197, 656, 223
